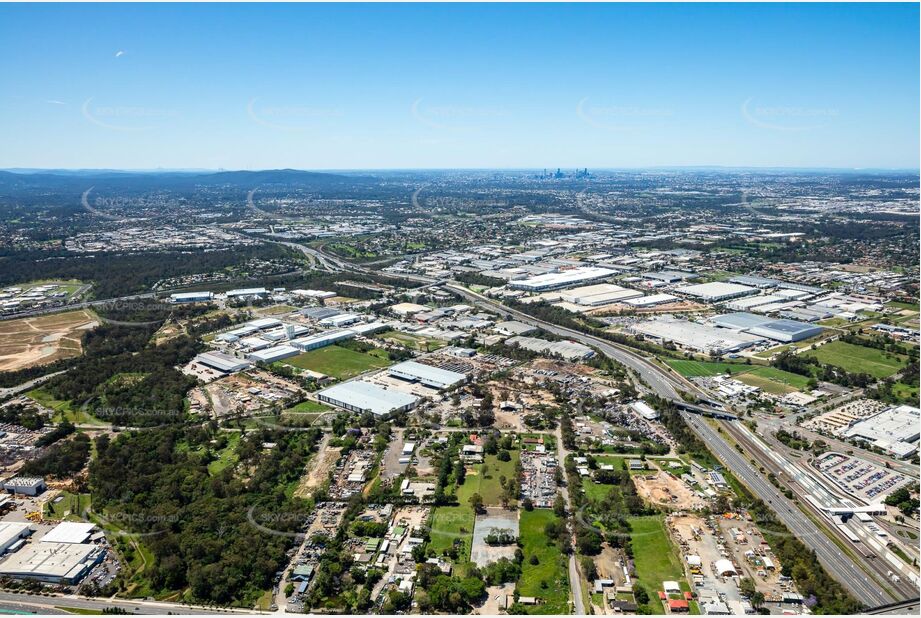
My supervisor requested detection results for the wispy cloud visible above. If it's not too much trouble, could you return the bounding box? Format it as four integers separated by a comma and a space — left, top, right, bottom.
45, 99, 67, 106
115, 50, 125, 58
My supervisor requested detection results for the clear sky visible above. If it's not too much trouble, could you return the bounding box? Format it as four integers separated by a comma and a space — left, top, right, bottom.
1, 3, 918, 170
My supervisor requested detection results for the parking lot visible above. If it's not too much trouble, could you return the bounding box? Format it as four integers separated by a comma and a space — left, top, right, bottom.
813, 451, 911, 501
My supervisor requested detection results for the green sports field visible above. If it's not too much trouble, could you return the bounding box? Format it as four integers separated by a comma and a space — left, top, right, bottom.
280, 345, 391, 379
664, 359, 748, 377
736, 366, 811, 394
629, 515, 687, 614
804, 340, 908, 379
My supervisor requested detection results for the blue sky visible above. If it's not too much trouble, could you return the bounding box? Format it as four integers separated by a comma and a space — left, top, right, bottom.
1, 3, 917, 170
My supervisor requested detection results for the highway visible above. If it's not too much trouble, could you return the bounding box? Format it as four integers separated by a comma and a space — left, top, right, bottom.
2, 239, 907, 609
444, 284, 688, 400
724, 421, 920, 598
434, 280, 909, 607
0, 590, 262, 615
683, 413, 894, 607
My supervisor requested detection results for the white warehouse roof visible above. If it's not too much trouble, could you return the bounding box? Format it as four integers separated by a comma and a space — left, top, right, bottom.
508, 267, 613, 292
388, 361, 466, 390
41, 522, 96, 544
318, 381, 419, 416
676, 282, 757, 301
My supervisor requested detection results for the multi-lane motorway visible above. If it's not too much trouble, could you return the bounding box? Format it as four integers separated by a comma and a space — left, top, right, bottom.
439, 281, 915, 608
683, 414, 895, 607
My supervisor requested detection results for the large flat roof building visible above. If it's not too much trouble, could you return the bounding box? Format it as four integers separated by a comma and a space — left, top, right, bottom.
559, 284, 644, 306
0, 523, 32, 554
508, 267, 613, 292
194, 351, 252, 374
631, 317, 763, 355
844, 405, 920, 459
506, 336, 595, 361
170, 291, 213, 303
247, 344, 301, 364
388, 361, 466, 390
747, 319, 823, 343
675, 282, 757, 302
317, 381, 419, 417
0, 542, 103, 584
41, 522, 96, 545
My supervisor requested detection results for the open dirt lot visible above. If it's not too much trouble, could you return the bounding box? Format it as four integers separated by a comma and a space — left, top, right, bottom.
470, 508, 519, 567
0, 309, 97, 371
294, 434, 341, 498
634, 471, 703, 510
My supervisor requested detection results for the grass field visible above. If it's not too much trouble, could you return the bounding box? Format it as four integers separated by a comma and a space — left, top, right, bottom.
805, 340, 908, 379
375, 329, 446, 352
629, 515, 686, 614
456, 451, 520, 507
45, 491, 92, 521
582, 478, 614, 502
428, 505, 475, 560
284, 400, 331, 413
518, 509, 570, 614
281, 345, 391, 379
886, 301, 920, 312
0, 309, 96, 372
664, 359, 748, 377
27, 388, 107, 425
736, 366, 811, 394
207, 433, 241, 476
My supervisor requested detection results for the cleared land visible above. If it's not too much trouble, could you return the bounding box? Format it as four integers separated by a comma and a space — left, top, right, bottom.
0, 309, 97, 371
207, 433, 241, 476
805, 340, 908, 379
375, 329, 445, 351
281, 345, 391, 379
518, 509, 570, 614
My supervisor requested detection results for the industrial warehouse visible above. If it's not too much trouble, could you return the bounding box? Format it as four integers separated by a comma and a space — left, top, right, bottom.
387, 361, 466, 390
508, 266, 613, 292
710, 312, 824, 342
675, 281, 757, 302
317, 381, 419, 417
843, 405, 920, 459
0, 522, 104, 585
630, 316, 764, 355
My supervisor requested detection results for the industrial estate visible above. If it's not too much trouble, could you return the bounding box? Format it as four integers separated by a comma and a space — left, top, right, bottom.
0, 1, 917, 616
0, 165, 915, 617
